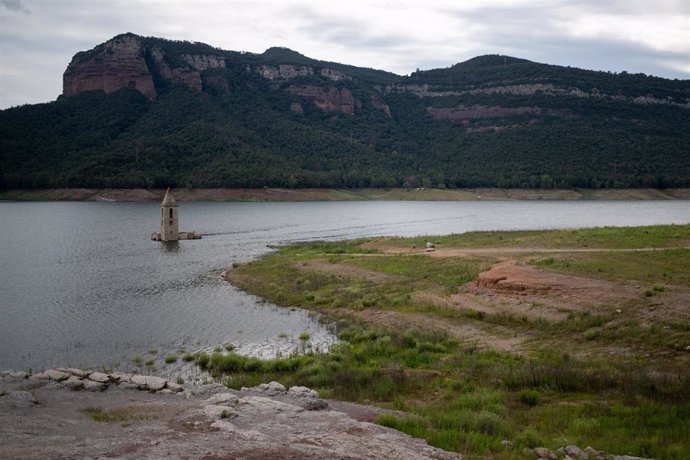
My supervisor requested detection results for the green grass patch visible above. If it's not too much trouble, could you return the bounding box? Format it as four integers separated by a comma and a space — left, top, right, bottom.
383, 224, 690, 250
82, 406, 147, 424
222, 225, 690, 459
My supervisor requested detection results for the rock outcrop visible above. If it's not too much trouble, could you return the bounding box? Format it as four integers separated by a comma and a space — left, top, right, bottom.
0, 369, 459, 459
63, 34, 156, 99
287, 85, 358, 115
62, 34, 230, 99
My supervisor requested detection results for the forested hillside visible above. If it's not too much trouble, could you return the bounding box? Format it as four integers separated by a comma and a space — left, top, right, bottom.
1, 33, 689, 190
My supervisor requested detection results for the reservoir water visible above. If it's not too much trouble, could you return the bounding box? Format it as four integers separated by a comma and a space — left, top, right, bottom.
1, 200, 689, 375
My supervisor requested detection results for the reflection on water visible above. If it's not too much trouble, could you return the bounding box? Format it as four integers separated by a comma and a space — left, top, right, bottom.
0, 200, 688, 374
160, 241, 180, 253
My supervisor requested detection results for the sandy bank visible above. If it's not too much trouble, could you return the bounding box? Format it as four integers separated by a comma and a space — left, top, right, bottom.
1, 187, 689, 202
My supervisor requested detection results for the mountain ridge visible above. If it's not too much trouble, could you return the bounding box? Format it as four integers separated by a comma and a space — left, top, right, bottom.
1, 33, 689, 190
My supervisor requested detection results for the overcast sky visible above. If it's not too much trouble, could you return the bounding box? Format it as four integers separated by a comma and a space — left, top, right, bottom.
1, 0, 689, 109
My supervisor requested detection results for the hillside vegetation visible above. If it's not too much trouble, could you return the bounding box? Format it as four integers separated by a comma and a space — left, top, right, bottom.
1, 33, 689, 190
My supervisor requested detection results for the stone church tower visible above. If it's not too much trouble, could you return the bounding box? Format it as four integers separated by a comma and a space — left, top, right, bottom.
160, 188, 179, 241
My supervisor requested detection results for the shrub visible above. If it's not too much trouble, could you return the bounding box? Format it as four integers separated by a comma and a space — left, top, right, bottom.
518, 389, 540, 407
164, 354, 178, 364
584, 328, 599, 340
196, 352, 210, 369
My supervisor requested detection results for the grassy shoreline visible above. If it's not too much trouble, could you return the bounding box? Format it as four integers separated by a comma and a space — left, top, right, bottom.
2, 187, 690, 202
214, 225, 690, 459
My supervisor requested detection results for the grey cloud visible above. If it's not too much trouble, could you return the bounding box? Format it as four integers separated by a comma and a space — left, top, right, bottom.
440, 2, 690, 79
1, 0, 29, 13
291, 6, 413, 51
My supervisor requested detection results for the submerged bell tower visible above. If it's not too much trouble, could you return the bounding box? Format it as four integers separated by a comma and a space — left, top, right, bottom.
151, 188, 200, 241
160, 188, 179, 241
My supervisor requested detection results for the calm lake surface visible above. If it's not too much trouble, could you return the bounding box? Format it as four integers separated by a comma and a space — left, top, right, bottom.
1, 200, 689, 375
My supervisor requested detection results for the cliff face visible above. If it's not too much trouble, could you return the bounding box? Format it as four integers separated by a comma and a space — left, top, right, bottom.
63, 34, 156, 99
61, 35, 369, 116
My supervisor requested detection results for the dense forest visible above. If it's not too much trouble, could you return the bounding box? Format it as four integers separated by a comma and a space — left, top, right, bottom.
1, 33, 689, 190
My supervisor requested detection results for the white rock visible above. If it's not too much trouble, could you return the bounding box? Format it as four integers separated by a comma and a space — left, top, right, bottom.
82, 380, 105, 392
564, 445, 586, 459
130, 375, 166, 391
63, 375, 84, 391
205, 393, 239, 406
57, 368, 89, 378
159, 389, 173, 395
262, 381, 286, 396
87, 372, 109, 383
7, 371, 28, 379
145, 376, 167, 391
33, 369, 70, 382
288, 386, 319, 398
534, 447, 557, 459
109, 372, 132, 383
165, 381, 184, 393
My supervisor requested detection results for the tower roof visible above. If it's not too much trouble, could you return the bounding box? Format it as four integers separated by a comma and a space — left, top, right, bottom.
161, 188, 178, 206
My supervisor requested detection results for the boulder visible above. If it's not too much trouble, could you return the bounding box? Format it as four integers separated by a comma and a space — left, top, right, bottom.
109, 372, 132, 383
564, 445, 586, 459
63, 376, 84, 391
82, 380, 105, 392
256, 381, 286, 396
32, 369, 70, 382
87, 372, 109, 383
165, 381, 184, 393
131, 375, 166, 391
287, 386, 319, 398
57, 368, 89, 378
534, 447, 557, 459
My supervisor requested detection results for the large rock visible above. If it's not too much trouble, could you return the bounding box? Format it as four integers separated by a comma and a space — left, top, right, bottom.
87, 372, 110, 383
63, 376, 84, 391
32, 369, 70, 382
82, 380, 105, 392
63, 34, 156, 99
288, 385, 319, 398
130, 375, 167, 391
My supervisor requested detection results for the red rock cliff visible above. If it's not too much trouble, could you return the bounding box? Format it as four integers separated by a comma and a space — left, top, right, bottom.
287, 85, 357, 115
63, 34, 157, 99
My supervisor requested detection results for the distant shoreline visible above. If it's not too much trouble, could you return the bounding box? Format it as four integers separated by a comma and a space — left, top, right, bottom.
1, 187, 690, 202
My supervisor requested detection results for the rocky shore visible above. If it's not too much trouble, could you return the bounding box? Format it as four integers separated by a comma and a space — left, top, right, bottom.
0, 369, 656, 459
0, 368, 459, 459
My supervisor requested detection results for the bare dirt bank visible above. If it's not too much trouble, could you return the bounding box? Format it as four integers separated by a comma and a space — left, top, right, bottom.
2, 187, 690, 202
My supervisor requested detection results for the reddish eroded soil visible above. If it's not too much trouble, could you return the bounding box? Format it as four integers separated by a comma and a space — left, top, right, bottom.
305, 242, 690, 342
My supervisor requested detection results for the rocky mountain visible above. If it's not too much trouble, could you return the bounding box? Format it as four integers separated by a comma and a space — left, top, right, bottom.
1, 33, 689, 189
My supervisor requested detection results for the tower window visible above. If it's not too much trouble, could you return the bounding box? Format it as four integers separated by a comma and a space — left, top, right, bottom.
169, 208, 173, 219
